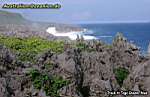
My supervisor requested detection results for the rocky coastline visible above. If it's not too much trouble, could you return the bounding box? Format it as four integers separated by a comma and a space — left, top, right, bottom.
0, 32, 150, 97
1, 10, 150, 97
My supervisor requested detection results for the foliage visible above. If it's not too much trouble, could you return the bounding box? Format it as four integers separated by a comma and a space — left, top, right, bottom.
44, 62, 53, 69
105, 44, 113, 49
0, 35, 64, 62
75, 41, 96, 52
114, 67, 129, 86
28, 69, 69, 97
76, 42, 87, 50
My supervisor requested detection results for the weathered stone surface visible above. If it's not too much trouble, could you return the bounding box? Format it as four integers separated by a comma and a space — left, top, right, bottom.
124, 60, 150, 97
0, 78, 9, 97
0, 33, 150, 97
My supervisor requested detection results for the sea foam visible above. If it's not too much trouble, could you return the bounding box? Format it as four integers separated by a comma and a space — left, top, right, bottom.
46, 27, 97, 40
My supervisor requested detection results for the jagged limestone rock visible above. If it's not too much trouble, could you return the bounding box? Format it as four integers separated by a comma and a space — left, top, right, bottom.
147, 42, 150, 56
0, 78, 9, 97
0, 33, 149, 97
0, 45, 16, 75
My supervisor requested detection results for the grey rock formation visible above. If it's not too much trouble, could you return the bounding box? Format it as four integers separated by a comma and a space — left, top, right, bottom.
0, 33, 150, 97
147, 42, 150, 57
0, 78, 9, 97
124, 60, 150, 97
0, 45, 16, 76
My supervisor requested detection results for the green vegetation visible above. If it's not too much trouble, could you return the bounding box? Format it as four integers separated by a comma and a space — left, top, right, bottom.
0, 35, 64, 62
76, 42, 88, 50
105, 44, 113, 49
44, 62, 53, 69
28, 69, 69, 97
75, 41, 96, 52
114, 67, 129, 86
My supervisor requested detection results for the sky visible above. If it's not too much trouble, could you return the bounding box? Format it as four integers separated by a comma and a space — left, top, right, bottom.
0, 0, 150, 24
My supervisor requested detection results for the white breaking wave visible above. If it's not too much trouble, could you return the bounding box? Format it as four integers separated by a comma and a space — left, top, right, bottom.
46, 27, 97, 40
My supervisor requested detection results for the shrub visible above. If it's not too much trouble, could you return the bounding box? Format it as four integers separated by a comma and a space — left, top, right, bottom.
28, 69, 69, 97
114, 67, 129, 86
76, 42, 87, 50
0, 35, 64, 62
105, 44, 113, 49
75, 41, 96, 52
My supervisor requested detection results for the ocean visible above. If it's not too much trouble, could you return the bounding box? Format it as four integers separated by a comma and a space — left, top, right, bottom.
46, 23, 150, 54
79, 23, 150, 54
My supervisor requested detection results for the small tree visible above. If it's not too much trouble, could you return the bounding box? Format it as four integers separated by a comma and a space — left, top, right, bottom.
114, 67, 129, 87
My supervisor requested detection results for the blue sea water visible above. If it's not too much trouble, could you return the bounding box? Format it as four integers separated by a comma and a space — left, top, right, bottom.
80, 23, 150, 54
